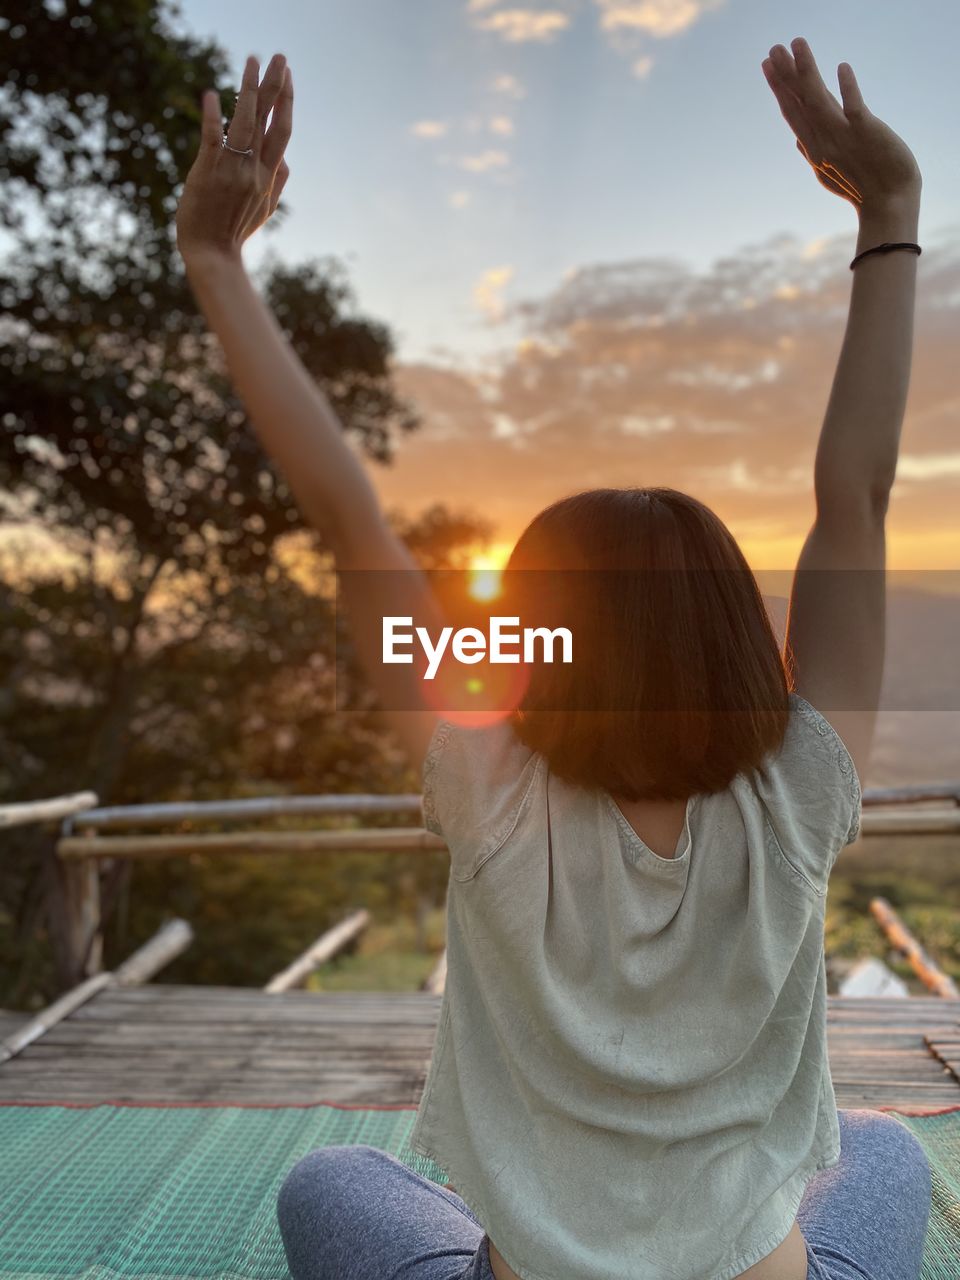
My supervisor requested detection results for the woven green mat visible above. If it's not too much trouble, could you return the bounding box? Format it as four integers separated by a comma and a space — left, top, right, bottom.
0, 1102, 956, 1279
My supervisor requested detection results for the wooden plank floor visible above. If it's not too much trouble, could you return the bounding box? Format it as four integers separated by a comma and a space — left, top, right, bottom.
1, 985, 958, 1110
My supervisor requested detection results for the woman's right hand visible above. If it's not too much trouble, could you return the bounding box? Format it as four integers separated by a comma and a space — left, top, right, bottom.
762, 37, 921, 214
176, 53, 292, 265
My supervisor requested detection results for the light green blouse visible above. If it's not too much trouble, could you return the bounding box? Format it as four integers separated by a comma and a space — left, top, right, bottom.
407, 693, 862, 1280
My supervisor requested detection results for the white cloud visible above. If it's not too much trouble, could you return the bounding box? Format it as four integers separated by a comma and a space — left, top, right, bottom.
410, 120, 449, 139
802, 236, 830, 260
474, 265, 515, 321
593, 0, 723, 36
698, 459, 762, 491
620, 412, 675, 435
449, 190, 472, 209
491, 73, 526, 98
459, 149, 510, 172
489, 115, 515, 135
632, 54, 654, 77
474, 8, 570, 42
897, 452, 960, 481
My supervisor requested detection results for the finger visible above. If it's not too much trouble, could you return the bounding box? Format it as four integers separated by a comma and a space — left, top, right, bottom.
199, 89, 223, 154
268, 162, 290, 216
256, 53, 287, 131
768, 43, 802, 93
790, 36, 844, 116
763, 59, 817, 152
226, 55, 260, 151
837, 61, 867, 117
262, 65, 293, 172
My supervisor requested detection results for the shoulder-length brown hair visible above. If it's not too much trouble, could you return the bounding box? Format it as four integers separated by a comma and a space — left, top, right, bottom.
503, 487, 789, 801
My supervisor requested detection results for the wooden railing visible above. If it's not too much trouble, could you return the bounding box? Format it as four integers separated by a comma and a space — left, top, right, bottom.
5, 783, 960, 994
1, 791, 98, 829
52, 793, 441, 985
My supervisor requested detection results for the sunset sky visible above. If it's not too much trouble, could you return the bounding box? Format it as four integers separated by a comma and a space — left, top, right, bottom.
179, 0, 960, 571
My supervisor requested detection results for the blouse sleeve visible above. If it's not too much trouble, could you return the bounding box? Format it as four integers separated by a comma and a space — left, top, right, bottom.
753, 693, 862, 895
421, 716, 542, 882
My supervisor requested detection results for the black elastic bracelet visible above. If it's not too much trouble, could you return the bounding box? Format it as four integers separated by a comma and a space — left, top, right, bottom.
849, 241, 922, 270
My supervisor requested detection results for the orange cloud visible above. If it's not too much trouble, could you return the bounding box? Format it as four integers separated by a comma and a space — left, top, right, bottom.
373, 231, 960, 574
473, 266, 516, 320
594, 0, 724, 36
472, 7, 571, 42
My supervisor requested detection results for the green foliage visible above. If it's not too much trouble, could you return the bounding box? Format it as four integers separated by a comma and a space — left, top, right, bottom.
1, 1, 227, 260
305, 909, 448, 992
109, 850, 442, 989
111, 857, 448, 993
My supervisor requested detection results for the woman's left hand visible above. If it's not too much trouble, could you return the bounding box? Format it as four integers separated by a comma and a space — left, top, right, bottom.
176, 53, 293, 263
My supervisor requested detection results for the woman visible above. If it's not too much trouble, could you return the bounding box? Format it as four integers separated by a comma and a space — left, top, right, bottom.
175, 35, 931, 1280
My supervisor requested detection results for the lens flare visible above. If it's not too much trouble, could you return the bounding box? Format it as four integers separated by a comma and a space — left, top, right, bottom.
421, 650, 531, 727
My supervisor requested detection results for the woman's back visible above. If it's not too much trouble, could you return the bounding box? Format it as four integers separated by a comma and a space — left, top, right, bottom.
407, 694, 861, 1280
608, 795, 689, 861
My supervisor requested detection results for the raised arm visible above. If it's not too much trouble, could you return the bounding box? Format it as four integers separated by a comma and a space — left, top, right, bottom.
762, 38, 922, 785
175, 54, 441, 766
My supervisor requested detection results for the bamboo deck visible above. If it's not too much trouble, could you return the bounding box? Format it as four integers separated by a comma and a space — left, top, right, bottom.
1, 985, 959, 1110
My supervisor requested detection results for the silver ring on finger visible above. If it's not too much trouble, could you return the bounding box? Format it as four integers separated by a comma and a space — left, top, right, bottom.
222, 137, 254, 157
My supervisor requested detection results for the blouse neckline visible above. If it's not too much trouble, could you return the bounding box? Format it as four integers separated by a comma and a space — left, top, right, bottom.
602, 789, 702, 866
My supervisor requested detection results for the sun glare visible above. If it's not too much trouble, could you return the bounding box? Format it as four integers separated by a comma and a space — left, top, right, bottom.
467, 542, 512, 602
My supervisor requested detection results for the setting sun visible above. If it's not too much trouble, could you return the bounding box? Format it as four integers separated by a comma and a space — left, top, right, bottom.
467, 541, 512, 601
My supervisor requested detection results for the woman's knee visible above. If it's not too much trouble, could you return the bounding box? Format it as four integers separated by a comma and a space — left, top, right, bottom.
838, 1110, 931, 1199
276, 1144, 381, 1235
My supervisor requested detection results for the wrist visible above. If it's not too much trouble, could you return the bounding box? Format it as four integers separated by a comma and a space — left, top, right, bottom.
180, 243, 246, 279
856, 189, 921, 245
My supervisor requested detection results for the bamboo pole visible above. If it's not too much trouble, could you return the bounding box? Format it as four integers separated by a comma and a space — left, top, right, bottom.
0, 973, 113, 1064
857, 807, 960, 836
57, 827, 448, 860
0, 791, 98, 831
60, 854, 102, 979
113, 919, 194, 986
862, 784, 960, 807
0, 919, 195, 1064
56, 805, 960, 863
869, 896, 960, 999
59, 783, 958, 837
70, 794, 423, 831
264, 910, 371, 993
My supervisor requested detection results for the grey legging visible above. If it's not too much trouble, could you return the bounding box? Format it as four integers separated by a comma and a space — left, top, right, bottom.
276, 1108, 932, 1280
